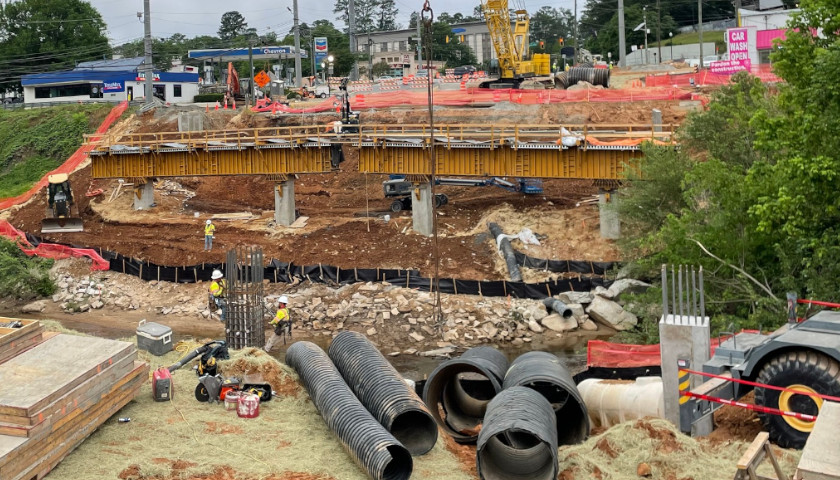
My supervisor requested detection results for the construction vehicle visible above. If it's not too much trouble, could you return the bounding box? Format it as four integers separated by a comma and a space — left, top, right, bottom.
682, 297, 840, 449
479, 0, 551, 88
383, 176, 543, 212
337, 77, 359, 133
41, 173, 83, 233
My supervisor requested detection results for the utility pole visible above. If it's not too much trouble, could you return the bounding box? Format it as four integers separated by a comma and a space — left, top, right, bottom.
573, 0, 578, 63
293, 0, 302, 88
348, 0, 359, 80
143, 0, 153, 104
656, 0, 662, 63
618, 0, 626, 67
248, 39, 254, 107
698, 0, 703, 66
417, 16, 423, 65
643, 6, 649, 65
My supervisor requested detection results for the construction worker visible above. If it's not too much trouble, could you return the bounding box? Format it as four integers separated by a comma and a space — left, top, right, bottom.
204, 219, 216, 251
264, 296, 291, 352
209, 270, 227, 323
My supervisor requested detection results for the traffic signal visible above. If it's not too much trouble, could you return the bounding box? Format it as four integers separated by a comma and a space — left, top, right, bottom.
445, 35, 450, 43
539, 40, 545, 48
558, 37, 564, 46
459, 35, 465, 43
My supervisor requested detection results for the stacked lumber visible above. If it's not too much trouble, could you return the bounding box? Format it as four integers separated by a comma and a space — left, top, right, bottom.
0, 318, 44, 364
0, 330, 148, 480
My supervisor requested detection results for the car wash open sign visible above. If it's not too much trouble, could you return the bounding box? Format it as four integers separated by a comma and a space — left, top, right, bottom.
103, 81, 124, 92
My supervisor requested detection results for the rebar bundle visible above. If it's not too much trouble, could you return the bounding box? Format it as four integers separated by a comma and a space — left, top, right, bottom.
224, 245, 265, 349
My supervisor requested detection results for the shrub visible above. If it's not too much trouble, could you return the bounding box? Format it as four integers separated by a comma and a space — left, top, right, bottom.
0, 238, 56, 299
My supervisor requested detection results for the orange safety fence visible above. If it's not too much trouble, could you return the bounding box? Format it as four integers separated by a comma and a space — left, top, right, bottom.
0, 101, 129, 211
252, 87, 694, 114
582, 136, 672, 147
644, 65, 782, 88
586, 334, 757, 368
0, 219, 109, 270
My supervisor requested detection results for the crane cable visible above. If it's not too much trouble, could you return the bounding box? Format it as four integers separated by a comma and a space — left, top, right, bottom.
420, 1, 444, 333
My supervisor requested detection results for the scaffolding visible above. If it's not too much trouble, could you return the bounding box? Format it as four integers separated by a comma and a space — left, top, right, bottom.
224, 246, 265, 349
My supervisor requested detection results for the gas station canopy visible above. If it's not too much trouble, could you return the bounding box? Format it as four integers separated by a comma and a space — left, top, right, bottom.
188, 46, 308, 61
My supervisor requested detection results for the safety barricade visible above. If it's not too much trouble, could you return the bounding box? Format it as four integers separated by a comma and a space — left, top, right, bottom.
645, 65, 781, 87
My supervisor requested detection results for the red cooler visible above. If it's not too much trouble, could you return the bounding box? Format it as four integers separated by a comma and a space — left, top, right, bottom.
237, 393, 260, 418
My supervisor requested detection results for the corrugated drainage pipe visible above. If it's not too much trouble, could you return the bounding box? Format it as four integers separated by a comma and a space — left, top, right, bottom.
328, 331, 438, 456
503, 351, 590, 446
423, 346, 510, 443
476, 386, 559, 480
488, 222, 522, 282
542, 298, 573, 318
286, 341, 413, 480
567, 67, 611, 88
577, 376, 665, 428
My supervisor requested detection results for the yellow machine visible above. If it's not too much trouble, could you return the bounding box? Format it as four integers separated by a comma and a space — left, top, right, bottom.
480, 0, 551, 88
41, 173, 83, 233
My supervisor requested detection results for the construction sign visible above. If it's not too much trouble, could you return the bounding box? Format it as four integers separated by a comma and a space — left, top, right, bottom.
254, 71, 270, 88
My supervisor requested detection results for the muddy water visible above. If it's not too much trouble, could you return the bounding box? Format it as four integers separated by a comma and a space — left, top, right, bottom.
4, 309, 607, 381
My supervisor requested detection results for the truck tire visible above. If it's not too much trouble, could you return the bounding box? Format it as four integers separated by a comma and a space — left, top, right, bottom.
754, 350, 840, 448
390, 200, 404, 212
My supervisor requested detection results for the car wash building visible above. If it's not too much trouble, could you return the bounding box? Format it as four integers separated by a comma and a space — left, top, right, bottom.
21, 57, 200, 104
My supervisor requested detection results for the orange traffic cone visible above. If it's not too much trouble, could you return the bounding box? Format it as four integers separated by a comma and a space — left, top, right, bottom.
232, 99, 236, 109
223, 101, 228, 110
206, 104, 209, 113
215, 102, 219, 110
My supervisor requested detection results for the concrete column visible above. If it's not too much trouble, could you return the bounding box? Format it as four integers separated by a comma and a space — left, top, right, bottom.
652, 108, 663, 132
178, 111, 204, 132
274, 180, 296, 226
133, 181, 155, 210
659, 314, 712, 436
598, 189, 620, 239
411, 182, 433, 237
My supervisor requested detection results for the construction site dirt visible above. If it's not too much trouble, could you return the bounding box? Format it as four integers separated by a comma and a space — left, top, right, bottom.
6, 99, 695, 281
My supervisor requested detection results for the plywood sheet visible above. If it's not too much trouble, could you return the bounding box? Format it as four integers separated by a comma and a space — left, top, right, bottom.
796, 402, 840, 480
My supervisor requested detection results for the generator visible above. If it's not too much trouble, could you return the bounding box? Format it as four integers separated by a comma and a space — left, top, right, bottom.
152, 367, 173, 402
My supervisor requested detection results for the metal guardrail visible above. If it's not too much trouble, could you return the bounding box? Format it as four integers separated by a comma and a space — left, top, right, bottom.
1, 99, 126, 110
84, 123, 676, 152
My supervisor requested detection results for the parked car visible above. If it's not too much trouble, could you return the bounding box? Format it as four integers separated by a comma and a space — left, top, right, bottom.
415, 69, 429, 77
453, 65, 476, 76
376, 75, 397, 82
2, 96, 22, 104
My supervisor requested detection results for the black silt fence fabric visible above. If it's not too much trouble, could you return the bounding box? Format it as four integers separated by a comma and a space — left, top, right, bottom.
513, 251, 616, 275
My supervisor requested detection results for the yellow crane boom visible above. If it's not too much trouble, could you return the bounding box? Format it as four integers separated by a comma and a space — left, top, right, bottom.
481, 0, 536, 86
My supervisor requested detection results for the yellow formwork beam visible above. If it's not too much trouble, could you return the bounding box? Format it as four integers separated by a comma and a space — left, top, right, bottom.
90, 147, 334, 179
358, 146, 643, 179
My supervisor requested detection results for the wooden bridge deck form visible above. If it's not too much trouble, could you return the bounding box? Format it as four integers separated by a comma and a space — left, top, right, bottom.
86, 123, 671, 180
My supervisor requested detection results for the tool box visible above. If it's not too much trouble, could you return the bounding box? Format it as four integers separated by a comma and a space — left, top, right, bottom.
136, 320, 173, 356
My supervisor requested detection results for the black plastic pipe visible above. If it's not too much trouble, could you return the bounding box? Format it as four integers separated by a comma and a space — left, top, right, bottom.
502, 351, 589, 446
488, 222, 522, 282
328, 331, 438, 456
423, 346, 509, 443
476, 386, 559, 480
286, 341, 413, 480
567, 67, 611, 88
542, 297, 573, 318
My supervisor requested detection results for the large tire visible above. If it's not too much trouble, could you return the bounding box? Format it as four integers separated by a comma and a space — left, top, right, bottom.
755, 350, 840, 448
390, 200, 404, 212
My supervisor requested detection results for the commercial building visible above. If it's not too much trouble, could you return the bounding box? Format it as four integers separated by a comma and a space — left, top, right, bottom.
738, 6, 798, 64
21, 57, 200, 105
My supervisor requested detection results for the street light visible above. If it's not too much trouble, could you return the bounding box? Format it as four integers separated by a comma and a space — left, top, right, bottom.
327, 55, 335, 77
669, 32, 673, 61
320, 62, 326, 81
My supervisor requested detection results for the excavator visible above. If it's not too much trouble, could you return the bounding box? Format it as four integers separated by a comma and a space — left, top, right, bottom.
41, 173, 83, 233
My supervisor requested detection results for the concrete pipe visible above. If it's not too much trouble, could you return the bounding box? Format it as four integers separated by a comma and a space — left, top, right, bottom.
476, 386, 558, 480
577, 376, 665, 428
328, 331, 438, 456
488, 223, 522, 282
503, 351, 589, 446
423, 346, 509, 443
542, 298, 573, 318
286, 341, 413, 480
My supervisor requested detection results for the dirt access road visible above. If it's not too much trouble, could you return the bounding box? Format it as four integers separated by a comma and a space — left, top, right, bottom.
8, 100, 694, 281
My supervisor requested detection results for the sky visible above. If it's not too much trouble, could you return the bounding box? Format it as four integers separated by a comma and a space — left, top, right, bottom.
87, 0, 578, 46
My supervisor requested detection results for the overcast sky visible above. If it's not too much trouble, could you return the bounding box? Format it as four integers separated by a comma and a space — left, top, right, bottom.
87, 0, 578, 45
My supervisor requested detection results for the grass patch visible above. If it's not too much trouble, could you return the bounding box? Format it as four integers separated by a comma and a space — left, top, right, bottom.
0, 103, 113, 197
663, 30, 727, 55
46, 339, 473, 480
0, 237, 56, 300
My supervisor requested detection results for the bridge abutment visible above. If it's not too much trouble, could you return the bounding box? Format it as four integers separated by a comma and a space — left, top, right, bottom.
598, 189, 620, 239
133, 180, 155, 210
274, 180, 296, 226
411, 182, 434, 237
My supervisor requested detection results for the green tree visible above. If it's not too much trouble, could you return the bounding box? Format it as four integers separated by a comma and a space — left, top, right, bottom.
424, 19, 478, 68
529, 6, 575, 54
375, 0, 399, 31
218, 11, 248, 41
0, 0, 110, 93
334, 0, 381, 33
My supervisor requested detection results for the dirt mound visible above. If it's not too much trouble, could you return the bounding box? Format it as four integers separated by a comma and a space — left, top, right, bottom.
557, 418, 801, 480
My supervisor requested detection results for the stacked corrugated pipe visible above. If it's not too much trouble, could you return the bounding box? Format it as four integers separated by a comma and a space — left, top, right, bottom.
566, 66, 611, 88
286, 341, 413, 480
328, 331, 438, 455
422, 346, 509, 443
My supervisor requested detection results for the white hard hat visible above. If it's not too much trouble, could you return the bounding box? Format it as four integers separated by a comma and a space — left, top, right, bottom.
206, 219, 212, 225
211, 270, 223, 280
278, 295, 289, 304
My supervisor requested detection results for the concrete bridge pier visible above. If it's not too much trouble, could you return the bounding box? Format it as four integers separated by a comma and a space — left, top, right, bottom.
274, 179, 296, 226
598, 189, 620, 239
411, 182, 434, 237
133, 180, 155, 210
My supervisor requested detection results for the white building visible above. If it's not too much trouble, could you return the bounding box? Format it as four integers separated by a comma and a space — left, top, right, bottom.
21, 57, 200, 104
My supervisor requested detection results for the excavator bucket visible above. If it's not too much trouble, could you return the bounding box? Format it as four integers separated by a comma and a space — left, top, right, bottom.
41, 217, 84, 233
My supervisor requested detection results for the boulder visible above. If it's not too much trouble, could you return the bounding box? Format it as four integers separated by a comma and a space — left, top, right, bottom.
541, 313, 578, 332
586, 296, 638, 331
366, 328, 377, 336
558, 291, 594, 304
606, 279, 651, 299
409, 332, 425, 342
593, 286, 615, 300
21, 300, 47, 313
580, 319, 599, 331
420, 346, 456, 357
510, 338, 524, 347
527, 320, 544, 333
567, 303, 586, 321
